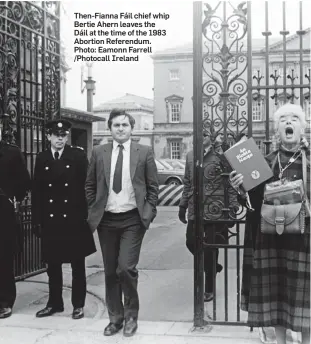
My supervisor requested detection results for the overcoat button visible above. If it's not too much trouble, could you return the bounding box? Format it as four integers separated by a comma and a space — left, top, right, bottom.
50, 214, 54, 217
49, 184, 52, 187
63, 214, 67, 218
64, 200, 68, 203
66, 165, 70, 168
49, 199, 53, 203
45, 167, 49, 170
65, 183, 68, 186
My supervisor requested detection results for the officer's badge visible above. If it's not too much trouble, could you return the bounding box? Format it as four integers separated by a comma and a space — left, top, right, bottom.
45, 166, 49, 170
57, 122, 63, 128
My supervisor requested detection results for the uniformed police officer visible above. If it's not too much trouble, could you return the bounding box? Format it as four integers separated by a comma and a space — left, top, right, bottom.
32, 119, 96, 320
0, 123, 31, 319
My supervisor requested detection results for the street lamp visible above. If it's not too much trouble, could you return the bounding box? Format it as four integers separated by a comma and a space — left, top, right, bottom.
81, 63, 96, 112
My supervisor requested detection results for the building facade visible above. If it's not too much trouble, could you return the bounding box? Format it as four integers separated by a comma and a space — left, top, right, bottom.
152, 30, 310, 159
92, 93, 154, 146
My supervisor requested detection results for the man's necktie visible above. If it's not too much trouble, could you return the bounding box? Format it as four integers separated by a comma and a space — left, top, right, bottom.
54, 151, 59, 160
112, 144, 124, 194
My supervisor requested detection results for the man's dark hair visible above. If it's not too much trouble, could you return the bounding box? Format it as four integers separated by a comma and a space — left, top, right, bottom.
107, 109, 135, 130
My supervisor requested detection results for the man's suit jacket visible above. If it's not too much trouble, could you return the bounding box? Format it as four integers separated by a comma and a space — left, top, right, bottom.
85, 141, 159, 232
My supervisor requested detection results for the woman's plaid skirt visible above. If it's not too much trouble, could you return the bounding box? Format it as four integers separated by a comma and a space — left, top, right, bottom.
241, 223, 310, 333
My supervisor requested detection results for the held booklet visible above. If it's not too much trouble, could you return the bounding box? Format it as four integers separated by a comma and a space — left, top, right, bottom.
224, 137, 273, 191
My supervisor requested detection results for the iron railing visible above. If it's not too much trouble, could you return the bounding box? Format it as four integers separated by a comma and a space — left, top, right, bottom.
193, 0, 310, 327
0, 1, 61, 280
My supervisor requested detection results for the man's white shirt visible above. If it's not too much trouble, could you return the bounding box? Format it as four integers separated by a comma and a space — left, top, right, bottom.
51, 147, 64, 159
105, 139, 137, 213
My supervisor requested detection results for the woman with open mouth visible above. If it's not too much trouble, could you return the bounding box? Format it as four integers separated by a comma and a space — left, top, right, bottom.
230, 104, 310, 344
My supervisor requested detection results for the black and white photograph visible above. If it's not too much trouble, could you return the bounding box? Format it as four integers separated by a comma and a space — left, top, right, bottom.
0, 1, 310, 343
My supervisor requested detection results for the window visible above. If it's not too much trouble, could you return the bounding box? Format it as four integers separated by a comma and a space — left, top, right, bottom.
170, 141, 181, 159
169, 102, 181, 122
169, 69, 180, 81
255, 140, 267, 154
255, 139, 263, 151
252, 100, 265, 121
165, 95, 183, 122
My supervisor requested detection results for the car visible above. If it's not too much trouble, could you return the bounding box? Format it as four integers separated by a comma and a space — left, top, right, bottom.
155, 159, 185, 185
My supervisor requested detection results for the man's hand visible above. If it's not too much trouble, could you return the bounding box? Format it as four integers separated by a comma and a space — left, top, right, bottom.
178, 207, 187, 224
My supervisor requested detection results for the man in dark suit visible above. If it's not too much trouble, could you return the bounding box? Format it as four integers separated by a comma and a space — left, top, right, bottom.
32, 119, 96, 320
0, 125, 31, 319
85, 109, 159, 337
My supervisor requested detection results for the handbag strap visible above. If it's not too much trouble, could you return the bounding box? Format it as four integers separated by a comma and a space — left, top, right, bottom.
302, 149, 307, 191
301, 149, 310, 217
275, 205, 285, 235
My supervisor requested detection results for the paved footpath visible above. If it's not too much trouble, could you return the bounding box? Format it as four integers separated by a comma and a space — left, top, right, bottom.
0, 207, 263, 343
0, 266, 260, 344
0, 313, 260, 344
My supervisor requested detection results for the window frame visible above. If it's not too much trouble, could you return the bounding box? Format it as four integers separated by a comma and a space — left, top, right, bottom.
165, 95, 184, 123
252, 100, 265, 122
169, 102, 181, 123
170, 140, 181, 160
169, 69, 180, 81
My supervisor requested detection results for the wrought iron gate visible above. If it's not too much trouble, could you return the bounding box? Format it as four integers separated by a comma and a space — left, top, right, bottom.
0, 1, 61, 280
193, 1, 310, 327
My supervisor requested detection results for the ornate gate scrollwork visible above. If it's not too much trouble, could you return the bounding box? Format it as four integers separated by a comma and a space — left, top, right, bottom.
200, 1, 249, 223
0, 1, 60, 145
0, 1, 61, 279
193, 0, 310, 328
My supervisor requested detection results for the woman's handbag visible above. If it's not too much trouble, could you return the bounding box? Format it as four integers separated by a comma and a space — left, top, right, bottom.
260, 149, 309, 235
261, 202, 305, 235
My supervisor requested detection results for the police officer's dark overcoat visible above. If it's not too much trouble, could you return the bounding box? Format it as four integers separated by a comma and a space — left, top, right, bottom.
31, 144, 96, 263
0, 141, 31, 255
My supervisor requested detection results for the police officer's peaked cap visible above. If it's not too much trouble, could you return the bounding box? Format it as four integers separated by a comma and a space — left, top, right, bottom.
46, 119, 72, 135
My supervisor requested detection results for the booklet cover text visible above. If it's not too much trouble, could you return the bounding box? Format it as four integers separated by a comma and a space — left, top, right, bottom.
224, 137, 273, 191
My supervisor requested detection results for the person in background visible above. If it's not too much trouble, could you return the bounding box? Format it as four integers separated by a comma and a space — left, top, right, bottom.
32, 119, 96, 320
236, 132, 248, 143
0, 121, 31, 319
230, 104, 310, 344
178, 130, 229, 302
85, 109, 159, 337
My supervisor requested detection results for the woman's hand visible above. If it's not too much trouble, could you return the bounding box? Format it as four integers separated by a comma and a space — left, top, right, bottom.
229, 170, 244, 191
300, 136, 309, 149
